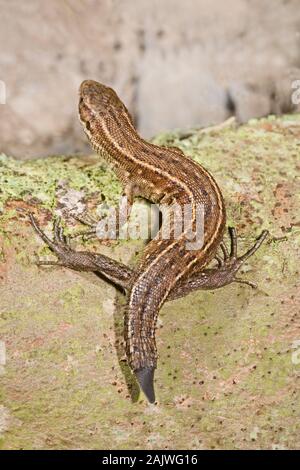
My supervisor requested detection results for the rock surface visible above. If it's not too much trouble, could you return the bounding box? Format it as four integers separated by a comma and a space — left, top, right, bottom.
0, 115, 299, 449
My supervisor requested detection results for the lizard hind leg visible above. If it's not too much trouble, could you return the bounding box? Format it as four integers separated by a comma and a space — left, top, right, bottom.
27, 212, 134, 289
168, 227, 269, 300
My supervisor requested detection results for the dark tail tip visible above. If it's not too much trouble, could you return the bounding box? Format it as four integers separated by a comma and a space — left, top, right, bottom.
135, 367, 156, 404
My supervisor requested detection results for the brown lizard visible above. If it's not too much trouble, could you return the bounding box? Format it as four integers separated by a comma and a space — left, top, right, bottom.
28, 80, 268, 403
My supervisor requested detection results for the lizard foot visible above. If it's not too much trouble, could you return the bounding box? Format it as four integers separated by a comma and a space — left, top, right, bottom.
212, 227, 269, 289
28, 213, 90, 270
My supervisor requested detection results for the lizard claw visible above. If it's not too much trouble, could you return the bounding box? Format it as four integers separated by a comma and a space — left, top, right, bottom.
135, 367, 156, 404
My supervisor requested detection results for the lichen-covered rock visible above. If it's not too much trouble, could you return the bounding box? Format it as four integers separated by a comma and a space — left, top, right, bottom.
0, 115, 299, 449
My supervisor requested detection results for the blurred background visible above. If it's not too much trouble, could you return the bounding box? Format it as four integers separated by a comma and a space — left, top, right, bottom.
0, 0, 300, 159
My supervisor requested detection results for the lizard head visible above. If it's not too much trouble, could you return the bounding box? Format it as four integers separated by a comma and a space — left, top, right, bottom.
79, 80, 118, 120
78, 80, 134, 139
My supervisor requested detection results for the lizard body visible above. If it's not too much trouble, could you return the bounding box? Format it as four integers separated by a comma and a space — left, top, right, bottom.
79, 80, 226, 401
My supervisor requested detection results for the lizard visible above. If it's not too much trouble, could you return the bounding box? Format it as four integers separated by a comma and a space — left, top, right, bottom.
28, 80, 269, 403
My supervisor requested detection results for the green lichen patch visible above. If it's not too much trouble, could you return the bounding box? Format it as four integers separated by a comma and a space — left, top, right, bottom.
0, 153, 122, 214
